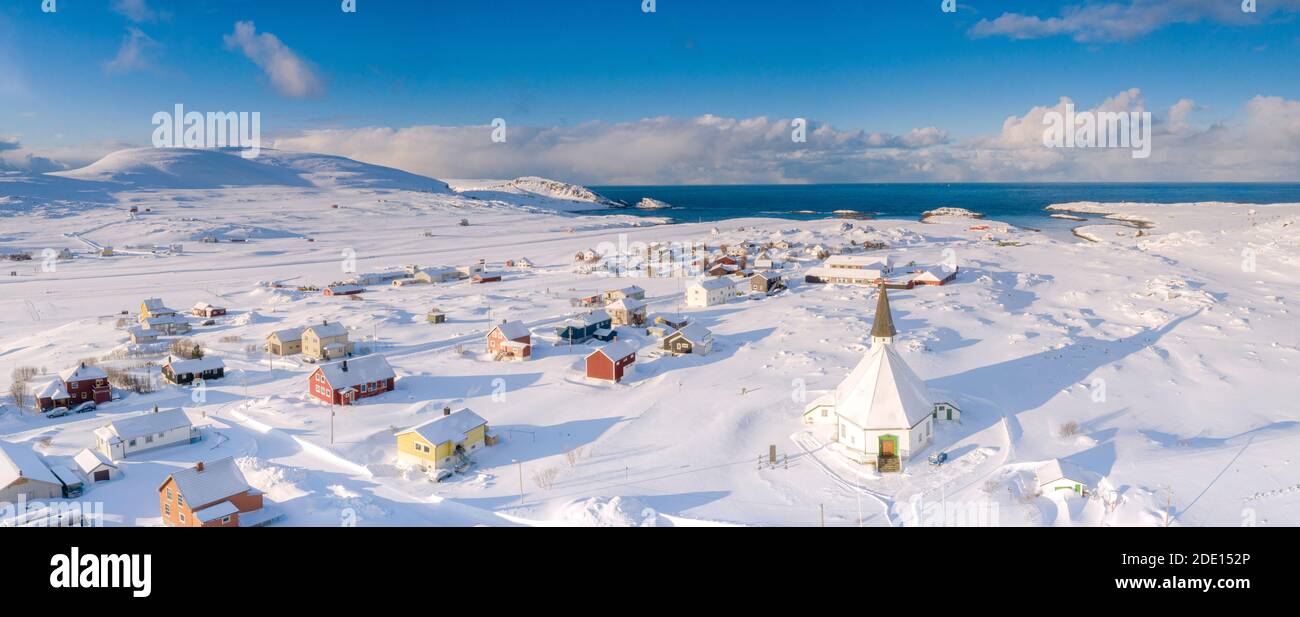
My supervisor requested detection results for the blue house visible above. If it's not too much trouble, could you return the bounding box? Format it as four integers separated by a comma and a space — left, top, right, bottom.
556, 310, 613, 344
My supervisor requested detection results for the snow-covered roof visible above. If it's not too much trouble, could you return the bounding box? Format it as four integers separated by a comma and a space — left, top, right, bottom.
193, 499, 240, 523
192, 302, 224, 311
74, 448, 116, 474
165, 356, 225, 375
142, 298, 174, 311
670, 323, 713, 345
268, 326, 305, 342
566, 310, 611, 327
1036, 459, 1088, 486
492, 320, 530, 341
0, 439, 60, 488
589, 341, 638, 360
805, 266, 883, 280
691, 278, 734, 291
305, 322, 348, 338
314, 355, 395, 387
606, 298, 648, 311
399, 408, 488, 446
166, 457, 251, 507
59, 363, 107, 383
825, 254, 892, 268
33, 379, 69, 400
103, 408, 194, 442
128, 326, 160, 338
326, 284, 365, 293
834, 345, 933, 430
50, 465, 81, 487
608, 285, 644, 295
142, 314, 189, 326
912, 268, 951, 282
752, 271, 782, 281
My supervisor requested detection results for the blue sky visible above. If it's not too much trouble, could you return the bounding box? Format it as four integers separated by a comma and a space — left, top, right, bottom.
2, 0, 1299, 182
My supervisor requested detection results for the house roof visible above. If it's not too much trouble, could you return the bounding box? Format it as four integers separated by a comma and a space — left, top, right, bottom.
871, 286, 897, 339
0, 439, 61, 488
834, 344, 932, 430
142, 298, 174, 312
193, 499, 240, 523
268, 326, 305, 342
165, 356, 225, 375
668, 323, 713, 345
59, 363, 107, 383
752, 271, 782, 281
326, 284, 365, 294
128, 326, 160, 338
608, 285, 644, 295
805, 266, 883, 281
142, 314, 189, 327
1036, 459, 1088, 486
825, 254, 893, 268
305, 322, 349, 339
103, 408, 194, 442
606, 298, 648, 311
33, 379, 69, 400
691, 278, 734, 291
566, 310, 611, 327
912, 268, 951, 282
74, 448, 117, 474
398, 408, 488, 447
164, 457, 251, 507
588, 341, 638, 361
314, 355, 396, 387
492, 320, 530, 341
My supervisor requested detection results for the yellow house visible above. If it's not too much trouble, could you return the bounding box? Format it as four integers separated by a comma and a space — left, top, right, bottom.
302, 321, 355, 360
266, 327, 305, 356
139, 298, 178, 321
396, 407, 490, 471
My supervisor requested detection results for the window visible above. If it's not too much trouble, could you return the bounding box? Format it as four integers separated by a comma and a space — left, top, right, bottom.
128, 439, 137, 447
221, 515, 232, 524
164, 504, 170, 516
167, 489, 173, 500
145, 435, 153, 443
179, 512, 186, 523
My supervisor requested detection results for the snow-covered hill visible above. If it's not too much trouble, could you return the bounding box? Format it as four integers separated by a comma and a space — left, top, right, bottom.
449, 176, 623, 211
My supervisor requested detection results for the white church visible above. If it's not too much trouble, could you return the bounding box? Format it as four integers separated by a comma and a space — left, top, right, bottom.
802, 285, 958, 471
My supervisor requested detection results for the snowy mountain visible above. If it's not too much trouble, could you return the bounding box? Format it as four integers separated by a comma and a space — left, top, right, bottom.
449, 176, 623, 211
49, 147, 452, 193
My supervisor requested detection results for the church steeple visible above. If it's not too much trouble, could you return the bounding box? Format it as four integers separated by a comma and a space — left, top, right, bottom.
871, 284, 896, 347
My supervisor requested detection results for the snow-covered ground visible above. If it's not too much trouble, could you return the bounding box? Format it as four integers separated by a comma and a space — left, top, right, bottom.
2, 149, 1298, 527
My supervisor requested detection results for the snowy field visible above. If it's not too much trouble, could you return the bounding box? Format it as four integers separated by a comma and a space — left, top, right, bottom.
2, 148, 1298, 527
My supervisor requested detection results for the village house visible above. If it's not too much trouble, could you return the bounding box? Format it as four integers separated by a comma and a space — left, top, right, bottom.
603, 285, 646, 302
391, 277, 422, 287
516, 257, 534, 268
606, 297, 648, 326
34, 379, 71, 412
486, 320, 532, 361
159, 457, 272, 527
139, 297, 178, 321
662, 323, 714, 356
191, 303, 227, 318
654, 313, 692, 331
40, 363, 112, 411
308, 355, 396, 406
556, 310, 613, 344
414, 266, 461, 284
586, 341, 638, 383
348, 271, 407, 286
266, 327, 305, 356
141, 314, 192, 335
324, 284, 365, 297
302, 321, 355, 361
95, 408, 200, 461
0, 439, 62, 503
472, 272, 503, 284
911, 266, 958, 286
74, 448, 120, 484
1036, 459, 1089, 497
804, 254, 895, 286
396, 407, 492, 473
162, 356, 226, 385
128, 327, 160, 344
800, 286, 938, 472
686, 278, 734, 308
750, 271, 785, 294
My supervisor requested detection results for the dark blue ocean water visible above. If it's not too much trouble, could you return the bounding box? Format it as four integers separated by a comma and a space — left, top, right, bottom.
589, 183, 1300, 236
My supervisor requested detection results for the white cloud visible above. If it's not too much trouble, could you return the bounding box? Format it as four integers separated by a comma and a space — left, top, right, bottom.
970, 0, 1300, 43
264, 89, 1300, 184
103, 27, 157, 74
223, 21, 324, 99
111, 0, 159, 23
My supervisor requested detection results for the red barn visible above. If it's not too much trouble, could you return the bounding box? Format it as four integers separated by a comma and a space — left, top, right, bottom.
324, 284, 365, 297
472, 273, 503, 284
585, 341, 637, 383
308, 355, 396, 405
191, 303, 227, 317
486, 320, 531, 360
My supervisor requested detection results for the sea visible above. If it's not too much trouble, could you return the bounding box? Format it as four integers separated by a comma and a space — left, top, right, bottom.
589, 183, 1300, 239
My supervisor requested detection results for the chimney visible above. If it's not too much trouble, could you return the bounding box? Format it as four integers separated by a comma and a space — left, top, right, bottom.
341, 360, 349, 372
195, 461, 204, 473
443, 406, 451, 416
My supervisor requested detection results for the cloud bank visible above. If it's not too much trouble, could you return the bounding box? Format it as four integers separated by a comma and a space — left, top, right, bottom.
970, 0, 1300, 42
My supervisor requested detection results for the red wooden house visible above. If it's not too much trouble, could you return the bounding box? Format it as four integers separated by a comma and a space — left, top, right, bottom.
472, 273, 503, 284
191, 302, 227, 317
486, 320, 531, 361
308, 355, 396, 405
911, 266, 958, 286
158, 457, 270, 527
585, 341, 637, 383
324, 284, 365, 297
41, 364, 112, 410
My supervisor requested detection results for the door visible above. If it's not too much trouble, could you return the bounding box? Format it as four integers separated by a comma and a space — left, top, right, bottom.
880, 436, 896, 456
94, 469, 110, 482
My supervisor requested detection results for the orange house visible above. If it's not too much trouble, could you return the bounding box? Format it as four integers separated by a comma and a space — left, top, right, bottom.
158, 458, 267, 527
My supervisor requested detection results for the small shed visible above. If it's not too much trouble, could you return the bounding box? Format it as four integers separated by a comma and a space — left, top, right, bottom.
427, 309, 447, 324
75, 448, 120, 483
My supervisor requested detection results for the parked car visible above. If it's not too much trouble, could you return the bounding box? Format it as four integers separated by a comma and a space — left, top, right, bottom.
928, 452, 948, 466
433, 469, 454, 483
47, 407, 72, 418
71, 401, 97, 414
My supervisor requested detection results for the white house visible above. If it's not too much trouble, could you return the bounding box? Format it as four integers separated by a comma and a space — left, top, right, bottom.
0, 439, 62, 502
74, 448, 121, 483
801, 286, 937, 470
94, 408, 200, 460
1036, 459, 1089, 497
685, 278, 734, 308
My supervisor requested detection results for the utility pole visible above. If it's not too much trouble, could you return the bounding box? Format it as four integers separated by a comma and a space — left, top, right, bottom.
330, 404, 335, 445
820, 504, 825, 527
515, 459, 524, 505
